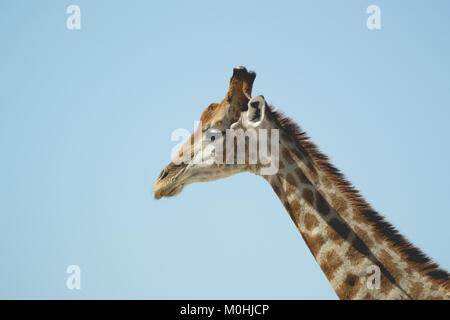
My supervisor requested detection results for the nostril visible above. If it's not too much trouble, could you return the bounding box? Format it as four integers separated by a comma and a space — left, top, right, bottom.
159, 169, 168, 180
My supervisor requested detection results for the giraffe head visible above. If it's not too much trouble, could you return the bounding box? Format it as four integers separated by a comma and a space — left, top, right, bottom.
153, 67, 279, 199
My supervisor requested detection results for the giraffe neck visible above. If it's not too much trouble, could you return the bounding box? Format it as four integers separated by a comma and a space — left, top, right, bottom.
260, 128, 449, 300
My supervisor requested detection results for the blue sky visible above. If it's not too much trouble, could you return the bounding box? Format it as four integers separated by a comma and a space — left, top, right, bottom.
0, 1, 449, 299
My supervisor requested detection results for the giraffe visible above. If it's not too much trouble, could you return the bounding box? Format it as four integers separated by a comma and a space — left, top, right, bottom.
153, 66, 450, 299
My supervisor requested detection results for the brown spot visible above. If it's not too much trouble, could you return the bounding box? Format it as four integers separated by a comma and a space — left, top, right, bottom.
282, 148, 295, 165
335, 274, 362, 300
290, 199, 301, 213
320, 250, 343, 281
330, 194, 348, 216
316, 191, 330, 215
281, 199, 299, 225
281, 200, 296, 224
410, 282, 424, 299
346, 246, 365, 266
278, 175, 287, 192
285, 173, 297, 196
295, 168, 312, 185
321, 175, 332, 189
379, 275, 394, 295
289, 200, 301, 224
352, 211, 374, 229
303, 234, 325, 257
302, 189, 314, 206
278, 161, 285, 169
272, 184, 282, 198
430, 282, 438, 292
405, 266, 414, 278
304, 213, 319, 231
352, 213, 365, 225
326, 225, 344, 245
371, 227, 387, 244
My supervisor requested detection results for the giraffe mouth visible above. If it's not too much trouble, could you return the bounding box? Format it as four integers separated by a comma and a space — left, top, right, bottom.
153, 165, 187, 199
153, 182, 185, 199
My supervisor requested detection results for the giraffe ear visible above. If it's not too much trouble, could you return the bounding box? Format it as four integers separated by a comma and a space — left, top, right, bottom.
246, 95, 266, 127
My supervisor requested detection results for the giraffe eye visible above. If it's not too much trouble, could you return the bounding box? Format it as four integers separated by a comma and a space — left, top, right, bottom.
204, 129, 222, 142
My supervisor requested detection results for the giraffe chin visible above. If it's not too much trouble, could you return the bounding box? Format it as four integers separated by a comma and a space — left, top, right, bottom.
153, 183, 184, 200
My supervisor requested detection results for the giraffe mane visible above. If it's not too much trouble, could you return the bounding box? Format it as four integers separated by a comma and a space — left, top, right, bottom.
267, 104, 450, 289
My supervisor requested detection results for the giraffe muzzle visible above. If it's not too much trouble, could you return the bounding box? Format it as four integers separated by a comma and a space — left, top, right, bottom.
153, 163, 186, 199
